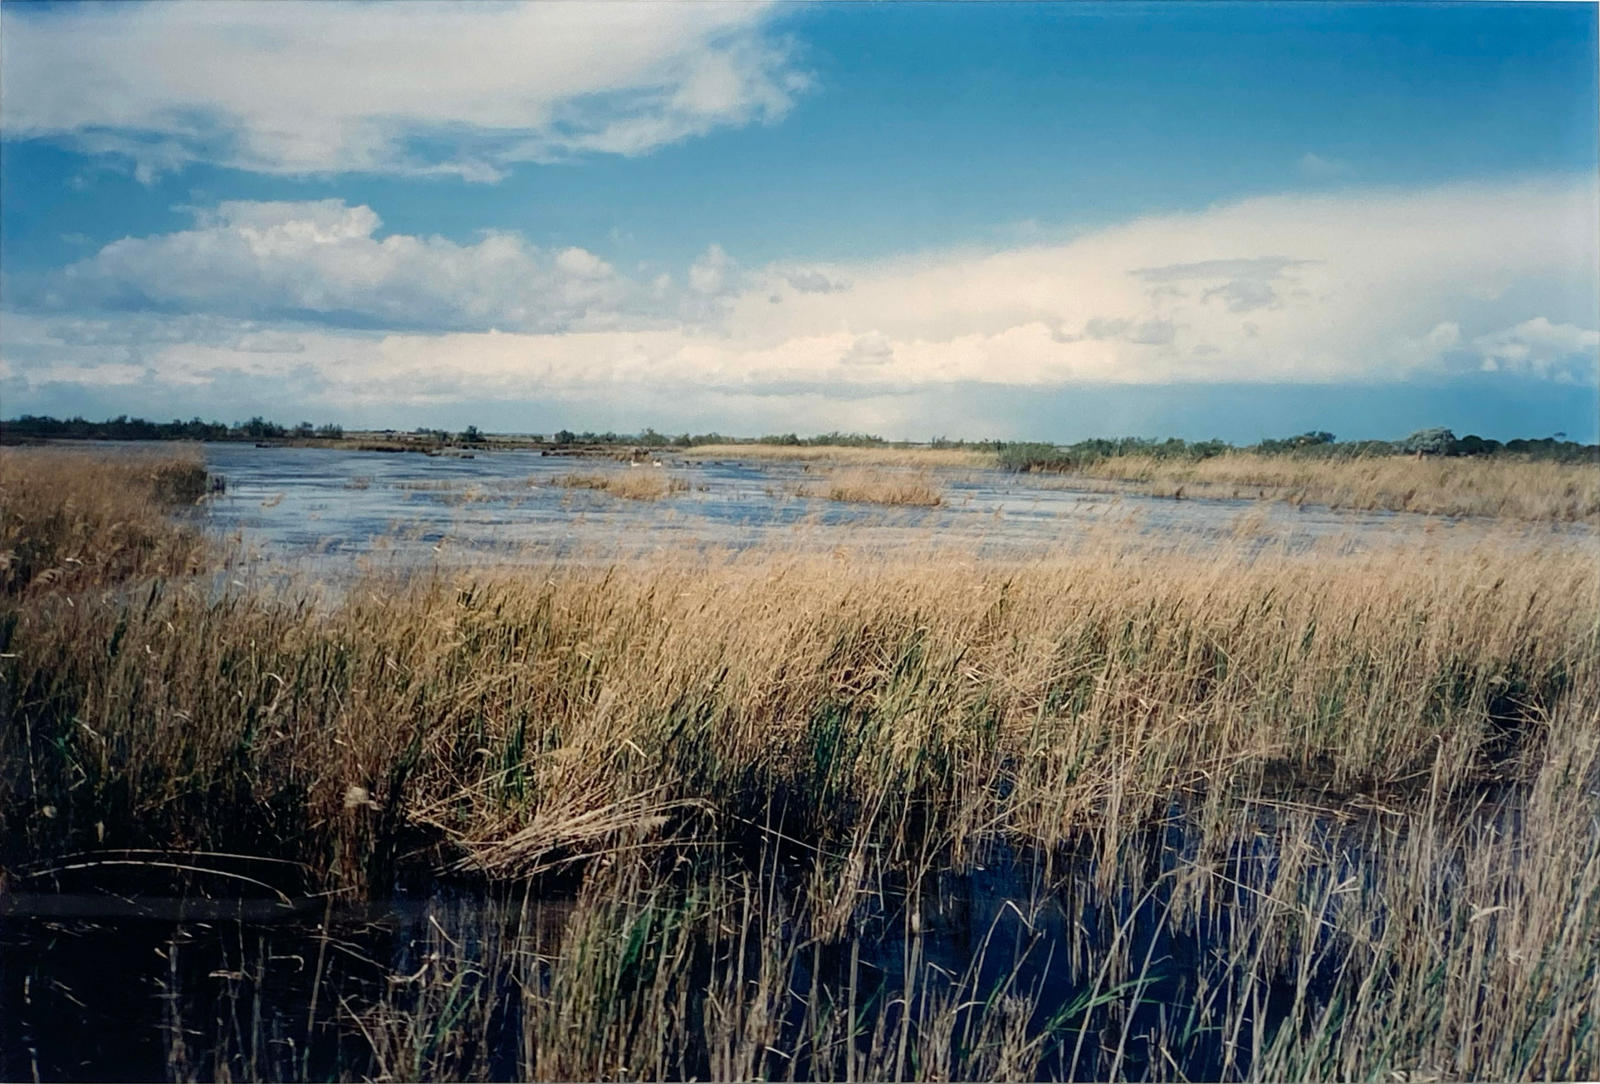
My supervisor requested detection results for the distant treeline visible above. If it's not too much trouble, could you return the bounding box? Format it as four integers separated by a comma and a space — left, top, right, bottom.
534, 427, 1600, 464
4, 415, 1595, 466
1, 414, 345, 443
567, 428, 888, 448
988, 429, 1600, 471
0, 416, 876, 450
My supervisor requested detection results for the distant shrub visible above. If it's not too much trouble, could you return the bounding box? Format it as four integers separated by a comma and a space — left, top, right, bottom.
1400, 428, 1457, 456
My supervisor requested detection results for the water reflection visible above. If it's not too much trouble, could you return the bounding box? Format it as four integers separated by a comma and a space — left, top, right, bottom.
3, 790, 1516, 1083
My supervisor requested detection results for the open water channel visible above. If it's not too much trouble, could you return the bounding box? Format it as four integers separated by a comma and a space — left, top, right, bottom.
196, 443, 1512, 576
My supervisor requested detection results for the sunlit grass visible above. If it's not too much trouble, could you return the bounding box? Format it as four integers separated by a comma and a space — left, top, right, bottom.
0, 445, 212, 596
6, 513, 1592, 888
684, 442, 1600, 521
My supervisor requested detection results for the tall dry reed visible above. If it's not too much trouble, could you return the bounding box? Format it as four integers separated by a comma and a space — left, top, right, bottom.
5, 528, 1593, 892
0, 445, 212, 596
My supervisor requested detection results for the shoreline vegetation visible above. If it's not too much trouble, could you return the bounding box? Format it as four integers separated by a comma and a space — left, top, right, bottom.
685, 443, 994, 469
1039, 450, 1600, 520
6, 413, 1597, 466
691, 442, 1600, 521
5, 413, 1598, 524
2, 445, 1598, 1079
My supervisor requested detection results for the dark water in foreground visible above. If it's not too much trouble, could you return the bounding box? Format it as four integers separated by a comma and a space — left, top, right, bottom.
2, 801, 1418, 1082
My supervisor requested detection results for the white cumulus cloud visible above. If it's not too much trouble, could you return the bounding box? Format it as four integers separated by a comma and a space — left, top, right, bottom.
36, 200, 637, 332
0, 2, 806, 180
1474, 317, 1600, 379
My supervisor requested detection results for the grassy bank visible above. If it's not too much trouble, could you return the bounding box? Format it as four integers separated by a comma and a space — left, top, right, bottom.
2, 447, 1597, 1080
1049, 450, 1600, 521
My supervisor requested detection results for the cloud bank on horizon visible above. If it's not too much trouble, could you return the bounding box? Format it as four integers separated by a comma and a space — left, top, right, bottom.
2, 1, 1596, 440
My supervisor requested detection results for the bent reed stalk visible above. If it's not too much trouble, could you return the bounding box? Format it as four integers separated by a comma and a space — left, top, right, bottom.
2, 446, 1598, 1080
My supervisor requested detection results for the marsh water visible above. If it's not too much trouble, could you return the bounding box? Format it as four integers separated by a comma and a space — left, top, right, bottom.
195, 443, 1536, 578
3, 800, 1408, 1082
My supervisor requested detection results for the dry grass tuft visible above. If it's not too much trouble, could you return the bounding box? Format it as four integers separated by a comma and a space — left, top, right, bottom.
555, 469, 688, 501
809, 468, 943, 506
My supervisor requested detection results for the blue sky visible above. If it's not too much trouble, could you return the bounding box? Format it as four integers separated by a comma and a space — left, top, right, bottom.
2, 1, 1596, 441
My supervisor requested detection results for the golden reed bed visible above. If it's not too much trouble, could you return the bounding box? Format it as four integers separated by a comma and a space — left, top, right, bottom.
805, 467, 943, 506
1068, 449, 1600, 520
